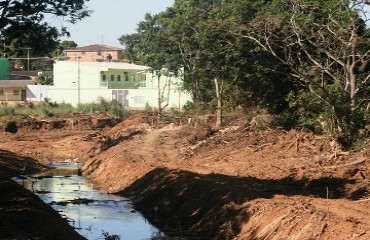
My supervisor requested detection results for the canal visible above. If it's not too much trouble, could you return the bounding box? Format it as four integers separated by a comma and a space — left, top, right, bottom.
14, 162, 171, 240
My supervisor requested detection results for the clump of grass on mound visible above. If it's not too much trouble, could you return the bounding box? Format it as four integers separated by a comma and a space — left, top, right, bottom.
0, 98, 127, 119
0, 105, 16, 116
77, 98, 126, 119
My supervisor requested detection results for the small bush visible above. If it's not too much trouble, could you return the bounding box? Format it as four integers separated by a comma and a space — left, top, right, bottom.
40, 107, 54, 117
0, 106, 16, 116
110, 100, 124, 119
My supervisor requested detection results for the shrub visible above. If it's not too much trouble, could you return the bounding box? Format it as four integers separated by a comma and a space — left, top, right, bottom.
0, 106, 16, 116
110, 100, 124, 119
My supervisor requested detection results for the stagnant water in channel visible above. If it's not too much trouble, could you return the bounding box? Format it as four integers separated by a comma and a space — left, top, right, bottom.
13, 162, 172, 240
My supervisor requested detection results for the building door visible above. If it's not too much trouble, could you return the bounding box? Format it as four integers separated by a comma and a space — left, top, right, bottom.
112, 90, 129, 106
21, 90, 26, 101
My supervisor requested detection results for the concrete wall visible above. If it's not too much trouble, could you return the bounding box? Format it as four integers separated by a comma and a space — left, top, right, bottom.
125, 88, 192, 110
53, 62, 102, 89
48, 88, 112, 106
26, 85, 50, 102
0, 88, 24, 101
49, 62, 192, 109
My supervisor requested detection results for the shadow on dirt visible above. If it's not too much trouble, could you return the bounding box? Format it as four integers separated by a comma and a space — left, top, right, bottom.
118, 167, 356, 239
0, 150, 48, 176
101, 130, 143, 151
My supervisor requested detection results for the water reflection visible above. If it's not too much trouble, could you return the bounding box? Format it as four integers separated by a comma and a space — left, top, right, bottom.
14, 163, 169, 240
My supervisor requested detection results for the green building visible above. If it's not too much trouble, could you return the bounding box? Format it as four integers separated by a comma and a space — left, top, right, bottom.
0, 58, 10, 80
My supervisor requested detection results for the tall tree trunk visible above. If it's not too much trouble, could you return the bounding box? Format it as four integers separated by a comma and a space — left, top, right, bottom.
157, 73, 162, 122
214, 78, 222, 128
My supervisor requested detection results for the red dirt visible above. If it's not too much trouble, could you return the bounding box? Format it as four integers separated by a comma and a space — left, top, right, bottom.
1, 113, 370, 239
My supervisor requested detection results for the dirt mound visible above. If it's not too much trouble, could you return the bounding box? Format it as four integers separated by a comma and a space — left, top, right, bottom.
0, 150, 85, 240
81, 118, 370, 239
20, 114, 117, 131
1, 112, 370, 239
120, 168, 370, 239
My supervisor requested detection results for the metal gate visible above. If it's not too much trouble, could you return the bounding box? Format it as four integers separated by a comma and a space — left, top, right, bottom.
112, 90, 129, 106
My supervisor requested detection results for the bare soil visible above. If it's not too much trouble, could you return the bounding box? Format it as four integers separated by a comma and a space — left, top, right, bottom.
0, 112, 370, 239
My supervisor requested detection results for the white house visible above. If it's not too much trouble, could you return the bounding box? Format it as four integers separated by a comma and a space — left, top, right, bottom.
47, 61, 192, 110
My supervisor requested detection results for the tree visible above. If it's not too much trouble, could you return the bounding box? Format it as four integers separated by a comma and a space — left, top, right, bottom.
119, 13, 182, 121
2, 20, 59, 57
239, 0, 370, 145
37, 72, 53, 85
165, 0, 289, 128
54, 40, 78, 58
0, 0, 90, 57
0, 0, 90, 32
57, 40, 78, 53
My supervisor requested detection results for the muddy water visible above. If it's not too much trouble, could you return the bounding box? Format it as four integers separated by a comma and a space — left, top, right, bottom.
14, 163, 169, 240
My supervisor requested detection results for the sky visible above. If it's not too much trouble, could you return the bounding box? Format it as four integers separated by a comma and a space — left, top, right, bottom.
50, 0, 175, 48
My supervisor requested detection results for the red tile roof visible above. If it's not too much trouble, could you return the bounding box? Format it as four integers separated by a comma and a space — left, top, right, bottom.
65, 44, 123, 52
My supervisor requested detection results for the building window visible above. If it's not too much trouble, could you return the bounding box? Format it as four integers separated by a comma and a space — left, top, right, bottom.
0, 90, 3, 96
97, 51, 102, 56
111, 75, 114, 81
139, 81, 146, 87
124, 72, 129, 81
13, 90, 19, 95
133, 96, 146, 105
117, 75, 121, 81
102, 74, 106, 81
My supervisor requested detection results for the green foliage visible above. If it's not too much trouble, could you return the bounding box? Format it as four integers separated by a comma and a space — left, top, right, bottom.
110, 100, 125, 119
57, 40, 78, 52
0, 99, 130, 119
40, 107, 54, 117
77, 103, 104, 113
37, 72, 54, 85
0, 106, 16, 116
182, 101, 212, 115
76, 98, 127, 119
31, 60, 45, 71
0, 1, 91, 57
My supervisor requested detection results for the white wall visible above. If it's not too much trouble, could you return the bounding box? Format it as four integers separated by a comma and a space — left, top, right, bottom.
50, 61, 109, 106
48, 88, 112, 106
49, 62, 192, 108
126, 88, 192, 110
26, 85, 50, 102
144, 69, 185, 90
53, 61, 102, 89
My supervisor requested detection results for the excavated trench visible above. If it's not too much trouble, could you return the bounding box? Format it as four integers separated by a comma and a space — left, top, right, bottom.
13, 163, 177, 240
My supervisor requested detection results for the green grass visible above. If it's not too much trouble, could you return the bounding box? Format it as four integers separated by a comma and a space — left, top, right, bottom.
0, 99, 128, 119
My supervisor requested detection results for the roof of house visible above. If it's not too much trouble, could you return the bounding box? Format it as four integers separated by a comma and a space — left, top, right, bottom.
0, 80, 36, 88
65, 44, 123, 52
56, 61, 151, 72
10, 71, 39, 77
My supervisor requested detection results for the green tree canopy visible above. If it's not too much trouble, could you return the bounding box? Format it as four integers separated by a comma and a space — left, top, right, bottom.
239, 0, 370, 145
118, 0, 370, 146
0, 0, 91, 57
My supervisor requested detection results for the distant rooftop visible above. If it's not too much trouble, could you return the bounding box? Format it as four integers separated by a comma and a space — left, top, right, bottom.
0, 80, 36, 88
65, 44, 124, 52
56, 61, 151, 72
